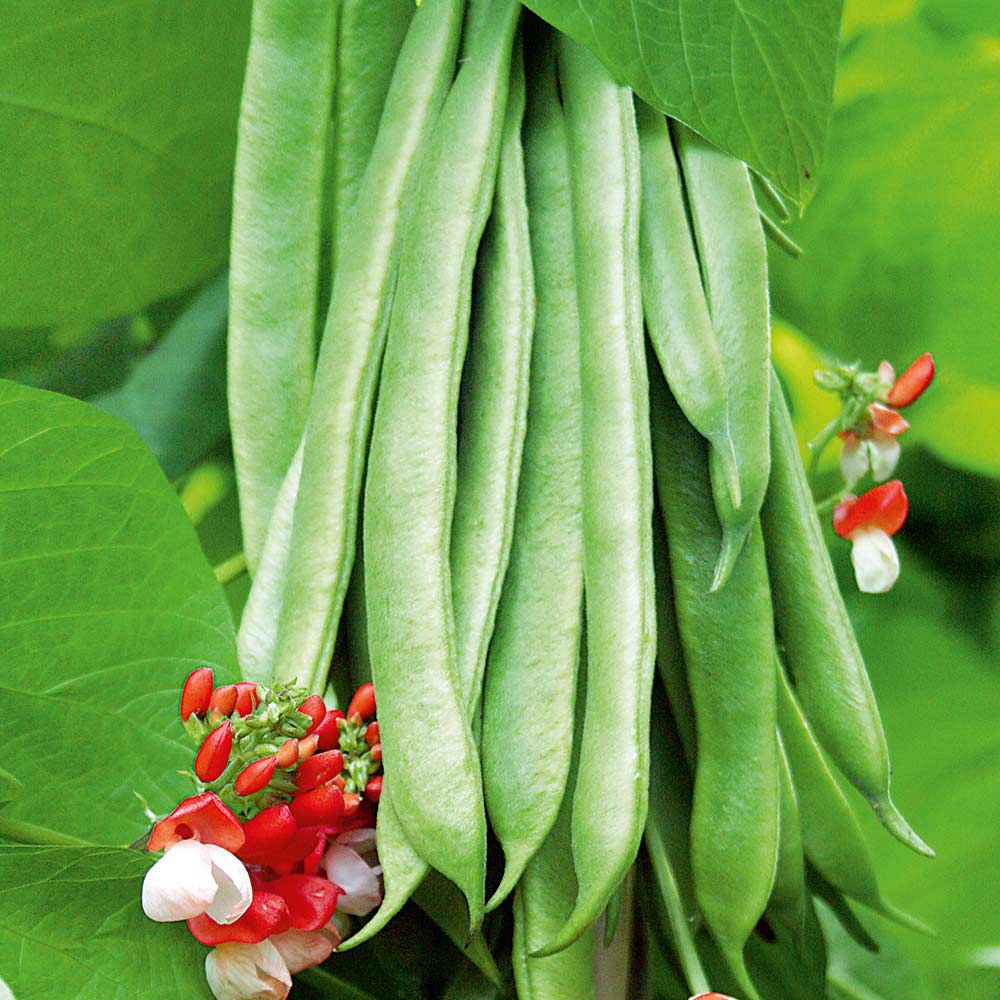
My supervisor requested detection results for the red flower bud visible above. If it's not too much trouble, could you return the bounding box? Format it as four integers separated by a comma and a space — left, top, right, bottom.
208, 684, 238, 718
188, 886, 289, 945
370, 743, 382, 763
291, 785, 345, 827
868, 402, 909, 437
194, 721, 233, 783
364, 722, 380, 746
276, 738, 299, 768
690, 995, 738, 1000
364, 775, 383, 803
298, 734, 319, 760
833, 480, 909, 539
147, 792, 244, 853
887, 352, 934, 408
347, 683, 376, 723
297, 695, 327, 732
266, 875, 342, 931
180, 668, 214, 721
238, 803, 297, 863
294, 750, 345, 791
234, 755, 277, 797
342, 792, 361, 819
332, 774, 346, 792
233, 681, 260, 718
311, 710, 344, 751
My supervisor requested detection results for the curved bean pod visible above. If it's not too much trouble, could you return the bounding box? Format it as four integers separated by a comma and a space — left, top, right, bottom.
651, 371, 777, 1000
534, 34, 655, 957
329, 0, 415, 276
451, 41, 533, 718
769, 733, 807, 943
775, 660, 931, 934
635, 100, 739, 508
363, 0, 520, 933
246, 0, 465, 696
481, 36, 584, 913
762, 370, 931, 856
672, 122, 771, 591
228, 0, 336, 572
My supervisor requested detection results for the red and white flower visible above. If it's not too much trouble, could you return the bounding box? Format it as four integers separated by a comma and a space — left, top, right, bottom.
834, 480, 909, 593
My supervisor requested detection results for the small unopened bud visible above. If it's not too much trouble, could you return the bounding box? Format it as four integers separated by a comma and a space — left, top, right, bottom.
364, 722, 380, 747
294, 750, 345, 791
291, 785, 345, 827
347, 683, 376, 724
209, 685, 238, 720
233, 682, 260, 718
342, 793, 361, 819
276, 739, 299, 768
887, 352, 934, 409
370, 743, 382, 763
180, 668, 214, 721
234, 756, 277, 797
332, 775, 346, 792
298, 735, 319, 760
311, 710, 344, 751
364, 775, 383, 803
195, 721, 233, 783
297, 695, 326, 732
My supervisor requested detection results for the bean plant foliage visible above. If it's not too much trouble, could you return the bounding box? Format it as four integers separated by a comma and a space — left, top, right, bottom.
1, 2, 996, 1000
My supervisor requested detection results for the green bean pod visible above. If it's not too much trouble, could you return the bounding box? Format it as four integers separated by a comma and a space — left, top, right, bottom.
635, 100, 738, 507
451, 42, 533, 718
775, 660, 931, 933
513, 636, 595, 1000
535, 35, 655, 957
329, 0, 415, 275
239, 0, 465, 696
672, 122, 770, 591
363, 0, 520, 933
651, 372, 777, 1000
769, 733, 807, 943
762, 370, 931, 856
481, 37, 584, 914
228, 0, 336, 573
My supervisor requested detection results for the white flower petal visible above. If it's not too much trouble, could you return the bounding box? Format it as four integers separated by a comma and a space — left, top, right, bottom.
840, 436, 869, 485
867, 432, 901, 482
850, 527, 900, 593
202, 845, 253, 925
142, 840, 217, 922
270, 929, 335, 974
334, 827, 377, 857
205, 941, 291, 1000
323, 842, 382, 916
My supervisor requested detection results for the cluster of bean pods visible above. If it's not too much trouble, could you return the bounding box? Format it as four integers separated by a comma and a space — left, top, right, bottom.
228, 2, 930, 996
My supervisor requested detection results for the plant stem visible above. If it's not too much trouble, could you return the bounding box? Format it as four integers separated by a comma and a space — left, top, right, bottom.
214, 551, 247, 586
806, 416, 841, 482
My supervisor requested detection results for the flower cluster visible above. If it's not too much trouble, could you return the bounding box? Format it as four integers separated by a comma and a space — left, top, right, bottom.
812, 352, 934, 593
142, 671, 383, 1000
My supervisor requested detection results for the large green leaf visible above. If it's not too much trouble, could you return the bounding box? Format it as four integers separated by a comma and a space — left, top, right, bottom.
92, 274, 230, 479
0, 381, 237, 847
770, 19, 1000, 471
0, 1, 250, 327
0, 846, 212, 999
521, 0, 843, 204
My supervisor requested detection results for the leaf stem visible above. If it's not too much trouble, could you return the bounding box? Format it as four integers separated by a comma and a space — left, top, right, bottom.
806, 416, 841, 482
213, 551, 247, 586
0, 815, 90, 847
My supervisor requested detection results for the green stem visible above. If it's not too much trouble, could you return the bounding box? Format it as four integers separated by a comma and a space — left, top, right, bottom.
815, 490, 845, 518
0, 815, 90, 847
806, 416, 841, 482
214, 551, 248, 586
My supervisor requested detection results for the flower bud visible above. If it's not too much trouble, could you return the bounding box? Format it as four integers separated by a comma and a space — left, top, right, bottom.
370, 742, 382, 763
290, 785, 345, 827
180, 668, 214, 721
297, 735, 319, 760
342, 792, 361, 819
209, 684, 238, 719
294, 750, 345, 791
238, 804, 297, 863
233, 682, 260, 718
204, 941, 291, 1000
195, 722, 233, 783
311, 710, 343, 751
347, 683, 376, 723
275, 739, 299, 768
364, 722, 380, 746
297, 695, 326, 732
887, 352, 934, 408
364, 775, 383, 803
234, 756, 278, 797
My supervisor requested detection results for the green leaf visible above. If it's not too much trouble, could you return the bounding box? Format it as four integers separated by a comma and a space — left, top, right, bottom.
92, 274, 230, 479
0, 1, 250, 327
0, 381, 237, 847
520, 0, 843, 204
771, 19, 1000, 472
0, 767, 23, 808
0, 845, 212, 999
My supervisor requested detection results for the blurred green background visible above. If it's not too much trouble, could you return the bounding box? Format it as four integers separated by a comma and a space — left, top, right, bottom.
1, 1, 998, 997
